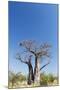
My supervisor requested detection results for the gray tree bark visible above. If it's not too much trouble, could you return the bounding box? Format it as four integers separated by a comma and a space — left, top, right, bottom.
27, 62, 34, 85
34, 56, 40, 84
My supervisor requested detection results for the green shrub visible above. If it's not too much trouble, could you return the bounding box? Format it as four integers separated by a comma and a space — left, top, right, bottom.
48, 74, 55, 83
17, 74, 26, 82
40, 73, 48, 86
8, 71, 26, 88
40, 72, 57, 86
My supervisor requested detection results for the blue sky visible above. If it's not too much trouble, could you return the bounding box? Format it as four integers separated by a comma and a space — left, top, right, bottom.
9, 1, 58, 76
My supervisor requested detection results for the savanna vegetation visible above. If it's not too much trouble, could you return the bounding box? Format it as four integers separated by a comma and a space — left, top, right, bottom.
8, 71, 58, 88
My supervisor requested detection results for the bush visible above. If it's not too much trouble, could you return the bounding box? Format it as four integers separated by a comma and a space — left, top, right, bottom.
40, 73, 48, 86
40, 72, 57, 86
17, 74, 26, 82
8, 71, 26, 88
48, 74, 55, 83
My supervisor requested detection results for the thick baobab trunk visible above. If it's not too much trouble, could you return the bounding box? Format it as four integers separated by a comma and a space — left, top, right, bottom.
34, 56, 40, 84
27, 61, 34, 85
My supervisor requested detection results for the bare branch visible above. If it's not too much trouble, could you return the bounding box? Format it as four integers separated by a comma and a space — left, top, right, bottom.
40, 43, 51, 50
37, 49, 51, 58
19, 40, 36, 55
16, 53, 33, 65
16, 53, 28, 64
40, 60, 50, 70
19, 41, 51, 57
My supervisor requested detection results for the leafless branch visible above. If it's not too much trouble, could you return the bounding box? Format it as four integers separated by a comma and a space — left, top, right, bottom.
19, 40, 36, 55
37, 51, 50, 58
40, 59, 50, 70
40, 43, 51, 50
16, 53, 28, 64
19, 40, 51, 58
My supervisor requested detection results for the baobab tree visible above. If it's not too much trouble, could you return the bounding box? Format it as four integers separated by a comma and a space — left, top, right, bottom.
17, 40, 51, 85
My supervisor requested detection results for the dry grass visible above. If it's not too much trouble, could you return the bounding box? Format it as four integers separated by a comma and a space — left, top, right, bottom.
8, 79, 58, 89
